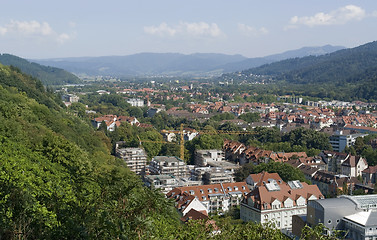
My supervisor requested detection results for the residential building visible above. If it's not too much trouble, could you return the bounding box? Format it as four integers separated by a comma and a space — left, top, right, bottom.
362, 166, 377, 185
167, 182, 250, 214
127, 98, 144, 107
92, 114, 139, 131
341, 155, 368, 177
240, 176, 324, 230
149, 156, 190, 178
62, 94, 79, 103
191, 166, 234, 184
245, 171, 283, 190
144, 174, 201, 194
116, 147, 147, 175
329, 131, 367, 152
195, 149, 225, 167
310, 171, 361, 197
202, 167, 234, 185
144, 175, 178, 194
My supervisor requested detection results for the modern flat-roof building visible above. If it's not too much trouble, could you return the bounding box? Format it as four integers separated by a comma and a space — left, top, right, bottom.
329, 130, 367, 152
116, 147, 147, 175
305, 195, 377, 239
149, 156, 190, 178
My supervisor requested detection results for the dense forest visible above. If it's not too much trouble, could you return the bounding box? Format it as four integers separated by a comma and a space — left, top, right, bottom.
0, 54, 81, 85
220, 41, 377, 102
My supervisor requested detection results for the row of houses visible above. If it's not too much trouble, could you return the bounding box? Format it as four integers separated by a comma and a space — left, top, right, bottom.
223, 140, 310, 165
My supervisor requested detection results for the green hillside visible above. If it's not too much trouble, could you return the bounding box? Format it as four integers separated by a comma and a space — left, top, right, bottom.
0, 53, 81, 85
0, 64, 179, 239
246, 41, 377, 85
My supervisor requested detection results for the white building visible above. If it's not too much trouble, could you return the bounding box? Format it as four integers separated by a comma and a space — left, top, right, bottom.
240, 177, 324, 230
195, 149, 225, 167
167, 182, 250, 214
329, 131, 367, 152
149, 156, 190, 178
127, 98, 144, 107
341, 155, 368, 177
116, 147, 147, 175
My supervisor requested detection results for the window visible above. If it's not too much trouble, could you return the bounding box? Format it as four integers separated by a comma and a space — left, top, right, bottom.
234, 187, 238, 191
328, 219, 332, 224
208, 188, 212, 193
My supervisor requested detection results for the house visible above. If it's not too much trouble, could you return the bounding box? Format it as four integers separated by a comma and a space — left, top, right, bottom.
341, 155, 368, 177
362, 165, 377, 185
167, 182, 249, 214
310, 170, 360, 197
245, 171, 283, 190
92, 114, 139, 131
240, 176, 324, 230
319, 151, 349, 173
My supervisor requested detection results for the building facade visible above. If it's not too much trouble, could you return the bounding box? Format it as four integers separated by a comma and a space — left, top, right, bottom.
149, 156, 190, 178
116, 147, 147, 175
305, 195, 377, 239
240, 177, 324, 230
167, 182, 250, 214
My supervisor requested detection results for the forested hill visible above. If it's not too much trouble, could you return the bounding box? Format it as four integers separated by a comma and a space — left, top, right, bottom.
0, 64, 180, 239
243, 40, 377, 85
0, 53, 81, 85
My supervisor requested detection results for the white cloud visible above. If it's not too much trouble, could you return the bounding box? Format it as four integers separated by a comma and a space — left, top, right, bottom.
0, 26, 7, 35
144, 22, 177, 36
144, 21, 223, 38
238, 23, 268, 36
0, 20, 73, 43
289, 5, 366, 27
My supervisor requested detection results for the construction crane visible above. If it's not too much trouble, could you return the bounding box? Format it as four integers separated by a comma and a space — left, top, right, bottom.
160, 124, 185, 160
159, 124, 256, 160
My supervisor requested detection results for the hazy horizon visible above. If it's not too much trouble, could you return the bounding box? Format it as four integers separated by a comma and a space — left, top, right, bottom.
1, 1, 377, 59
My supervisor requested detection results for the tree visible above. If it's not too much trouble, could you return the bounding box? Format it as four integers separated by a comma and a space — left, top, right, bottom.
235, 161, 307, 183
238, 112, 260, 123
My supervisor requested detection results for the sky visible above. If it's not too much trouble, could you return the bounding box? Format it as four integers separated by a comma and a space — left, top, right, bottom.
1, 0, 377, 59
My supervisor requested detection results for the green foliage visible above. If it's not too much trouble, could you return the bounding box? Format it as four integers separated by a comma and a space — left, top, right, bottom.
0, 54, 81, 85
185, 134, 224, 164
235, 161, 307, 183
282, 127, 332, 151
0, 66, 181, 239
238, 112, 260, 123
210, 112, 235, 121
300, 223, 347, 239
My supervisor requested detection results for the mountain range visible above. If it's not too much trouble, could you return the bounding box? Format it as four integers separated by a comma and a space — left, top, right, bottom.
31, 45, 344, 77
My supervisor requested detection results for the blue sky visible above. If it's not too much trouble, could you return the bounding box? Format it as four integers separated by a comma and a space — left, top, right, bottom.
1, 0, 377, 59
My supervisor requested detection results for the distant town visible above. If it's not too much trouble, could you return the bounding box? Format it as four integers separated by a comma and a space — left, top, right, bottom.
61, 77, 377, 239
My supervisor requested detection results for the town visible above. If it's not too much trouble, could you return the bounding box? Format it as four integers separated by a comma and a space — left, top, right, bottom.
62, 78, 377, 239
